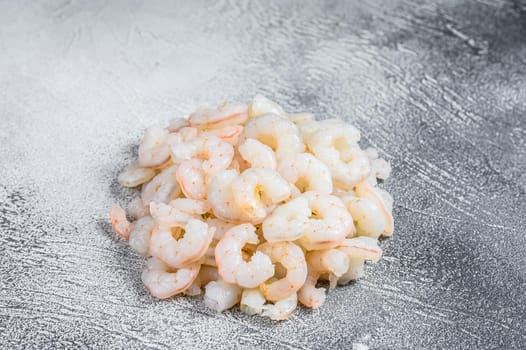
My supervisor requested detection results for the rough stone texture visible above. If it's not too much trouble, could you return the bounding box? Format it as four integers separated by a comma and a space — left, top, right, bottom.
1, 0, 525, 349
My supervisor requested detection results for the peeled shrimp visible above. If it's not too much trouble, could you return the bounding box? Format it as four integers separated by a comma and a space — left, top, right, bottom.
240, 288, 266, 315
354, 181, 394, 236
176, 158, 207, 200
262, 196, 310, 243
238, 138, 277, 170
204, 279, 242, 312
165, 126, 199, 147
344, 196, 387, 239
298, 191, 354, 251
207, 169, 247, 222
141, 257, 200, 299
149, 199, 210, 228
185, 265, 220, 296
248, 95, 286, 119
138, 126, 171, 167
277, 153, 333, 194
149, 219, 215, 268
141, 165, 181, 204
171, 134, 234, 177
257, 242, 307, 301
167, 117, 189, 132
203, 125, 244, 145
206, 218, 236, 240
215, 223, 274, 288
127, 196, 149, 219
307, 123, 371, 189
262, 292, 298, 321
110, 204, 132, 240
231, 168, 291, 222
189, 102, 248, 129
240, 113, 304, 160
336, 237, 383, 285
118, 161, 156, 188
128, 215, 155, 256
298, 249, 349, 309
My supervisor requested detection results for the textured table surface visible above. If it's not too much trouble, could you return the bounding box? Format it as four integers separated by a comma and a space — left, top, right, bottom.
1, 1, 525, 349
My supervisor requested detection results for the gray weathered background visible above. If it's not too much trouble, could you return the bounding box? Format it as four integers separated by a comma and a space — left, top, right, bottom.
1, 0, 525, 349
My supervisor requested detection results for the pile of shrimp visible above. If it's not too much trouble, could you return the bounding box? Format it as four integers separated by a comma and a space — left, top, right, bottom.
110, 95, 393, 320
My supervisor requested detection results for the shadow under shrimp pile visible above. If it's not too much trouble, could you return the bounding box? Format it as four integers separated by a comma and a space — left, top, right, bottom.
109, 95, 394, 320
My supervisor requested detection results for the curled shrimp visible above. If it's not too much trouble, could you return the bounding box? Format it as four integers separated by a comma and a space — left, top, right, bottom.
204, 279, 242, 312
141, 165, 181, 204
189, 102, 248, 129
176, 158, 207, 200
278, 153, 333, 194
128, 215, 155, 256
336, 237, 382, 285
149, 219, 215, 268
240, 113, 304, 160
171, 134, 234, 177
298, 191, 354, 251
257, 242, 307, 302
141, 257, 200, 299
262, 196, 310, 243
298, 249, 349, 309
341, 194, 387, 239
354, 181, 394, 236
307, 122, 371, 189
262, 292, 298, 321
149, 199, 210, 228
238, 138, 277, 170
231, 168, 291, 223
215, 223, 274, 288
110, 205, 132, 240
118, 161, 156, 188
138, 126, 171, 167
248, 95, 286, 118
207, 169, 247, 222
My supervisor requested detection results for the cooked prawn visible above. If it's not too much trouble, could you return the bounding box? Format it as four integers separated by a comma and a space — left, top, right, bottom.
141, 165, 181, 204
149, 199, 210, 228
298, 249, 349, 309
238, 138, 277, 170
138, 126, 171, 167
231, 168, 291, 223
149, 219, 215, 268
141, 257, 200, 299
257, 242, 307, 301
110, 204, 132, 240
215, 223, 274, 288
118, 161, 156, 188
262, 292, 298, 321
176, 158, 207, 200
298, 191, 354, 251
262, 196, 310, 243
204, 279, 243, 312
171, 134, 234, 177
277, 153, 333, 194
354, 181, 394, 236
248, 95, 286, 118
128, 215, 155, 256
240, 113, 304, 160
189, 102, 248, 129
